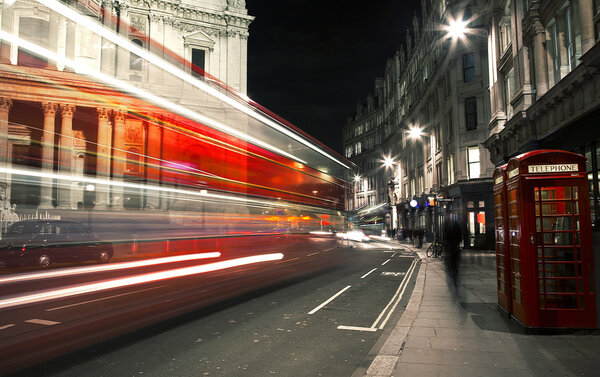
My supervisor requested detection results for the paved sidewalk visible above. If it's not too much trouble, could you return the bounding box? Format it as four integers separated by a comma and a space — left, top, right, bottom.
362, 243, 600, 377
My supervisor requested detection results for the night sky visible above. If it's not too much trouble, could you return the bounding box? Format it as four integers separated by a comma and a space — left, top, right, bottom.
245, 1, 422, 155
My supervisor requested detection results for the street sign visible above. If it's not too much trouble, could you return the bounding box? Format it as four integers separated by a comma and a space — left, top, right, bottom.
437, 198, 453, 202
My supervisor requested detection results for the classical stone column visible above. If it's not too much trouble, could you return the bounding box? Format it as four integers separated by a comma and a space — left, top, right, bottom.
0, 4, 14, 63
64, 18, 76, 72
578, 0, 595, 55
39, 102, 57, 208
96, 108, 112, 208
0, 98, 12, 191
111, 109, 126, 208
115, 2, 130, 80
100, 2, 116, 76
0, 98, 12, 165
556, 13, 569, 79
48, 9, 59, 69
532, 21, 548, 99
57, 104, 75, 208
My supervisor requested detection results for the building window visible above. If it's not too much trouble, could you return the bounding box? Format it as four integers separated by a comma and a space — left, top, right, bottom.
126, 147, 141, 173
467, 146, 480, 179
191, 48, 206, 78
463, 53, 475, 82
18, 17, 49, 68
465, 97, 478, 131
130, 39, 143, 71
345, 145, 352, 158
499, 1, 512, 54
447, 155, 455, 185
549, 21, 560, 84
446, 110, 454, 140
503, 68, 514, 118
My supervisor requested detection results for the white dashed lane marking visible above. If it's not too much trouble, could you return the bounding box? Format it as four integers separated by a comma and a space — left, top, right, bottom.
25, 319, 60, 326
0, 324, 15, 330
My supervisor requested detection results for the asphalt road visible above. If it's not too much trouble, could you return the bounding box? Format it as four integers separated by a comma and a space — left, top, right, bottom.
5, 239, 419, 376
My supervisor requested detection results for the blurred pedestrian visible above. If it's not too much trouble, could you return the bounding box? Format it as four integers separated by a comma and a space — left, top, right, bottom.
443, 209, 462, 288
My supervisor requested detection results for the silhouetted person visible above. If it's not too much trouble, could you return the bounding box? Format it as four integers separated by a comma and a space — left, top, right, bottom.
443, 212, 462, 288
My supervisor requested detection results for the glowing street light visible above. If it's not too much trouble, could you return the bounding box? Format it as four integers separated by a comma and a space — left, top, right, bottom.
446, 19, 467, 40
354, 174, 361, 182
408, 126, 423, 139
383, 156, 394, 168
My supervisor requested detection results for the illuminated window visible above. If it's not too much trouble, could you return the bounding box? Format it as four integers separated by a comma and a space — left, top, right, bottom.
447, 154, 455, 184
468, 146, 480, 179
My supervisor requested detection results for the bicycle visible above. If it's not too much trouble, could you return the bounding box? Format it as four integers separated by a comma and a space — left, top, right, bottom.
426, 238, 443, 258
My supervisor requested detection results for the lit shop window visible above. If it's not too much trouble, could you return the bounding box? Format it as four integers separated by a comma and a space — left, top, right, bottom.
468, 146, 480, 179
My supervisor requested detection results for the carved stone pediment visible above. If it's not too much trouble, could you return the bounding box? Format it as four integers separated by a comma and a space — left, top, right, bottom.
183, 29, 215, 49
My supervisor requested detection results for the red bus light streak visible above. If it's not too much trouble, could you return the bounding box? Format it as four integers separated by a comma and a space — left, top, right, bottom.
0, 253, 284, 310
0, 252, 222, 285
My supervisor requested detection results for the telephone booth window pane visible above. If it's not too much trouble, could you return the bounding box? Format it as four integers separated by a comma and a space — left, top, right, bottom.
544, 247, 575, 261
544, 295, 578, 309
543, 263, 577, 277
541, 187, 571, 200
575, 217, 580, 230
535, 189, 540, 201
512, 258, 520, 272
573, 186, 578, 199
508, 189, 516, 201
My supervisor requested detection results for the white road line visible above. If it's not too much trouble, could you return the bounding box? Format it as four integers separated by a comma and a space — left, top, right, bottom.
308, 285, 351, 315
307, 252, 320, 256
371, 259, 417, 329
361, 268, 377, 279
323, 247, 336, 252
377, 260, 418, 329
46, 285, 167, 311
381, 259, 391, 265
0, 324, 15, 330
337, 325, 377, 332
25, 319, 60, 326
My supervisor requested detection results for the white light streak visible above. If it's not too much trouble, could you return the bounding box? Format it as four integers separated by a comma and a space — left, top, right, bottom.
0, 252, 222, 284
0, 166, 290, 209
0, 253, 284, 310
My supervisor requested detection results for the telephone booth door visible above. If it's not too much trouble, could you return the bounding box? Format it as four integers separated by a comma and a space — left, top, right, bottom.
493, 165, 511, 314
507, 150, 596, 328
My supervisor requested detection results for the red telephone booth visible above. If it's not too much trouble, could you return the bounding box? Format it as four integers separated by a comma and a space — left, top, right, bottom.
504, 150, 596, 328
493, 165, 511, 314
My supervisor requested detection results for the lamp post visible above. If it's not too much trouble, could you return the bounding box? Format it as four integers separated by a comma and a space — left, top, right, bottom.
407, 125, 439, 240
353, 174, 361, 210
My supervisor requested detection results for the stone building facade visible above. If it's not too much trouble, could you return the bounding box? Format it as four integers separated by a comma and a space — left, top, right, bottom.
480, 0, 600, 231
343, 0, 495, 249
0, 0, 253, 213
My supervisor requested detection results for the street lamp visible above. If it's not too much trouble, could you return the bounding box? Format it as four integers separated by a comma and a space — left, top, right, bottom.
383, 156, 394, 168
446, 19, 467, 40
408, 126, 423, 139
